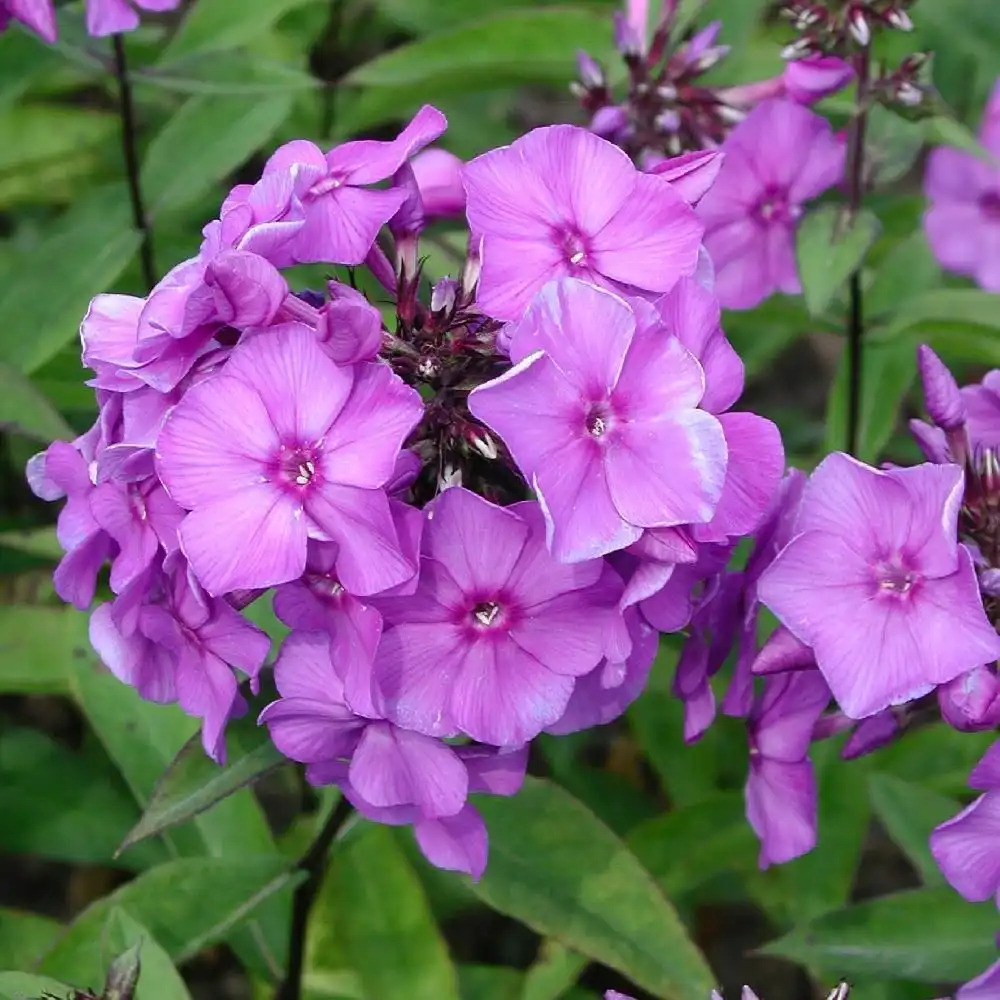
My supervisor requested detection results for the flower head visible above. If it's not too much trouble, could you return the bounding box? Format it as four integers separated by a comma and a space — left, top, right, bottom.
758, 453, 1000, 719
469, 278, 727, 563
698, 99, 845, 310
463, 125, 703, 321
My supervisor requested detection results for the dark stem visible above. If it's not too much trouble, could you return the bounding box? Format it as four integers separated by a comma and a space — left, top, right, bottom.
275, 794, 354, 1000
112, 34, 156, 291
844, 46, 871, 457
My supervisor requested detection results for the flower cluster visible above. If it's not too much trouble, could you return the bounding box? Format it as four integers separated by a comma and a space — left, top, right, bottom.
0, 0, 181, 42
28, 100, 794, 877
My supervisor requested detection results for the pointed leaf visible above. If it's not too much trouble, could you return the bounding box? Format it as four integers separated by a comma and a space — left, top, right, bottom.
102, 909, 192, 1000
797, 205, 881, 317
0, 363, 73, 442
0, 910, 61, 968
470, 778, 714, 999
761, 887, 998, 982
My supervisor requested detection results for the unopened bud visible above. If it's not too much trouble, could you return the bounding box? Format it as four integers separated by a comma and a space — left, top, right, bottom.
825, 982, 851, 1000
848, 7, 871, 47
884, 8, 913, 31
102, 944, 142, 1000
895, 81, 923, 107
439, 464, 462, 490
692, 44, 730, 74
613, 11, 643, 58
655, 109, 681, 133
576, 50, 604, 90
469, 430, 498, 461
781, 36, 817, 61
430, 277, 458, 314
917, 344, 966, 431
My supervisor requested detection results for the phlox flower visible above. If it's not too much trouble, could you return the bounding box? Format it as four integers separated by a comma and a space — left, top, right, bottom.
156, 323, 423, 597
745, 669, 830, 868
698, 99, 845, 310
463, 124, 703, 321
469, 278, 727, 564
758, 453, 1000, 720
262, 105, 446, 265
369, 488, 627, 747
85, 0, 181, 36
260, 630, 527, 878
924, 78, 1000, 292
0, 0, 56, 42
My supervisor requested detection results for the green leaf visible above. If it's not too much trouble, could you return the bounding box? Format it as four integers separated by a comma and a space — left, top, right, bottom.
345, 9, 616, 91
0, 362, 73, 442
327, 824, 460, 1000
723, 295, 814, 379
39, 856, 294, 987
70, 657, 288, 982
865, 232, 942, 321
0, 186, 139, 374
101, 909, 194, 1000
925, 114, 997, 165
0, 909, 61, 968
626, 793, 759, 899
143, 94, 294, 213
121, 725, 286, 853
825, 338, 917, 462
868, 774, 960, 885
459, 966, 524, 1000
0, 727, 165, 868
872, 725, 994, 796
761, 887, 997, 982
797, 205, 882, 317
162, 0, 322, 60
0, 605, 88, 695
0, 527, 61, 560
0, 973, 75, 1000
522, 941, 586, 1000
470, 777, 714, 999
137, 52, 318, 97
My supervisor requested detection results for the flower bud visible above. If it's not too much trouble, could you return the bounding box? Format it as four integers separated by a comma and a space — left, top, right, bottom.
204, 250, 288, 329
576, 50, 605, 90
884, 8, 913, 31
917, 344, 966, 430
319, 283, 384, 364
613, 11, 643, 57
842, 709, 899, 758
782, 55, 854, 104
590, 105, 630, 140
431, 277, 458, 314
848, 5, 871, 46
939, 667, 1000, 732
410, 149, 466, 219
102, 943, 141, 1000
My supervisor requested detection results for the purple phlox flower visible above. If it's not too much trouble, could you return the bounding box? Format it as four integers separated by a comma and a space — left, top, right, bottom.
369, 488, 627, 747
698, 100, 846, 310
646, 150, 725, 207
546, 606, 657, 734
939, 665, 1000, 732
26, 439, 114, 610
0, 0, 56, 42
971, 739, 1000, 791
261, 105, 447, 266
318, 282, 384, 365
91, 554, 269, 761
410, 149, 466, 219
463, 124, 704, 321
924, 77, 1000, 291
758, 453, 1000, 720
957, 958, 1000, 1000
469, 279, 727, 564
930, 789, 1000, 905
156, 323, 423, 597
85, 0, 180, 36
745, 669, 830, 868
259, 629, 527, 878
636, 541, 731, 632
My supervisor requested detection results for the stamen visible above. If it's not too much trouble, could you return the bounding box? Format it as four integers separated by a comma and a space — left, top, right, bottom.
474, 601, 501, 626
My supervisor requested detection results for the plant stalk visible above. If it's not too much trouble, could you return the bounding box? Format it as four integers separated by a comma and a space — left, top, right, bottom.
275, 794, 354, 1000
844, 45, 871, 457
112, 34, 156, 291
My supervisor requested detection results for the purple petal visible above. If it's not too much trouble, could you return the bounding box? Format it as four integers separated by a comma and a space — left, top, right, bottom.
970, 739, 1000, 791
930, 791, 1000, 903
750, 670, 830, 763
297, 186, 407, 266
745, 755, 817, 868
458, 745, 529, 796
647, 150, 724, 206
414, 805, 489, 879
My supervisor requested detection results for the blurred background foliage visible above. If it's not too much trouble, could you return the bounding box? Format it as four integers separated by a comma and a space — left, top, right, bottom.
1, 1, 1000, 999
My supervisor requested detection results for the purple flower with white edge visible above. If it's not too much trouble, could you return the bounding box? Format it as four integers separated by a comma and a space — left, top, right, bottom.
464, 124, 704, 321
698, 100, 845, 310
156, 323, 423, 597
924, 78, 1000, 292
758, 453, 1000, 720
263, 105, 446, 266
469, 278, 727, 563
369, 488, 627, 747
745, 669, 830, 867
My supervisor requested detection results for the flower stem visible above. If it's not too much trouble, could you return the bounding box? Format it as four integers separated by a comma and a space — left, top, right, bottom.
112, 34, 156, 291
275, 794, 354, 1000
844, 46, 871, 457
